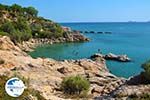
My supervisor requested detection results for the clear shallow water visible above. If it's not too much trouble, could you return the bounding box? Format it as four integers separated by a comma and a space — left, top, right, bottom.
29, 22, 150, 78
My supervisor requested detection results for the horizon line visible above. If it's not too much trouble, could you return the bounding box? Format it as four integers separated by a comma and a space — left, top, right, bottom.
59, 21, 150, 23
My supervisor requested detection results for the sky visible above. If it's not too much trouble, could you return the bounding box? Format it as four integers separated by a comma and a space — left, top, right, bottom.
0, 0, 150, 22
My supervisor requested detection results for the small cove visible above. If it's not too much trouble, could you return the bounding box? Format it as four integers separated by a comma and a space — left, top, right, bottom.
29, 22, 150, 78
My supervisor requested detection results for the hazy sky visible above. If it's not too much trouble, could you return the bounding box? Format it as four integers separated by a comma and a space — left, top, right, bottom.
0, 0, 150, 22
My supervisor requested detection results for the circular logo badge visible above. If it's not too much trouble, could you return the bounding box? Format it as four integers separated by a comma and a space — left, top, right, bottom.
5, 77, 26, 97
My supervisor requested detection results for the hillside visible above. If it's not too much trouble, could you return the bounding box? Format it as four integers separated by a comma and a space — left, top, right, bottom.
0, 3, 88, 44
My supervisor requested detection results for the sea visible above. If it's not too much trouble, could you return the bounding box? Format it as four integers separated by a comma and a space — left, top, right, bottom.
29, 22, 150, 78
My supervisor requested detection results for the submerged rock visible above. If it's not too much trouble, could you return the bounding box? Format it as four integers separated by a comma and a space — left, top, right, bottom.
97, 32, 103, 34
62, 26, 72, 32
84, 31, 89, 33
90, 31, 95, 33
79, 31, 83, 33
105, 32, 112, 34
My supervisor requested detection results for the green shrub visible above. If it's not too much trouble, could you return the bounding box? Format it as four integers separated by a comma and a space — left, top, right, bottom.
129, 93, 150, 100
15, 17, 32, 41
0, 31, 8, 36
140, 93, 150, 99
142, 60, 150, 81
61, 75, 90, 96
0, 4, 10, 11
30, 23, 42, 37
11, 4, 23, 13
0, 21, 15, 34
0, 18, 32, 43
24, 6, 38, 17
0, 4, 5, 10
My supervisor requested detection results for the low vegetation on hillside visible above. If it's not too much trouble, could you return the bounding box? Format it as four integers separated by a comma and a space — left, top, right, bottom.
0, 4, 66, 43
61, 75, 90, 98
129, 93, 150, 100
142, 60, 150, 82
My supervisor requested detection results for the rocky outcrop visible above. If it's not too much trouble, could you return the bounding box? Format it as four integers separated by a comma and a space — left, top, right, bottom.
0, 36, 124, 99
91, 53, 131, 62
105, 75, 150, 99
91, 53, 104, 59
62, 26, 72, 32
105, 53, 131, 62
95, 73, 150, 99
64, 31, 90, 42
111, 84, 150, 99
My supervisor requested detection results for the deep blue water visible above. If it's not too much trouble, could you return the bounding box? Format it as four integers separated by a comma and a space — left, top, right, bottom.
29, 22, 150, 78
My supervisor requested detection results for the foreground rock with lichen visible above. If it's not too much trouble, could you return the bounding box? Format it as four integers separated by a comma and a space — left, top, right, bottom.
0, 35, 150, 100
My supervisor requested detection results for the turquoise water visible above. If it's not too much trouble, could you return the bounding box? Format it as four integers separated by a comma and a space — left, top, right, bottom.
29, 22, 150, 78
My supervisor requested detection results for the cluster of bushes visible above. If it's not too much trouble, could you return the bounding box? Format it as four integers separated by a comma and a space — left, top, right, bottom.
0, 3, 65, 43
129, 93, 150, 100
0, 17, 32, 43
0, 4, 38, 17
30, 19, 64, 38
141, 60, 150, 82
61, 75, 90, 98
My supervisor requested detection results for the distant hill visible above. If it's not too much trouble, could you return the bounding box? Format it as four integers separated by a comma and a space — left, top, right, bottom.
0, 4, 66, 43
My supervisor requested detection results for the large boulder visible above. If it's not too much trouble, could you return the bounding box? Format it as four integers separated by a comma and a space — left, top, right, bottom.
72, 32, 89, 41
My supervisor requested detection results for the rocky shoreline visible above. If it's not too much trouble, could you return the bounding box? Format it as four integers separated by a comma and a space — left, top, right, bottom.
0, 36, 150, 100
17, 31, 89, 52
0, 36, 125, 99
